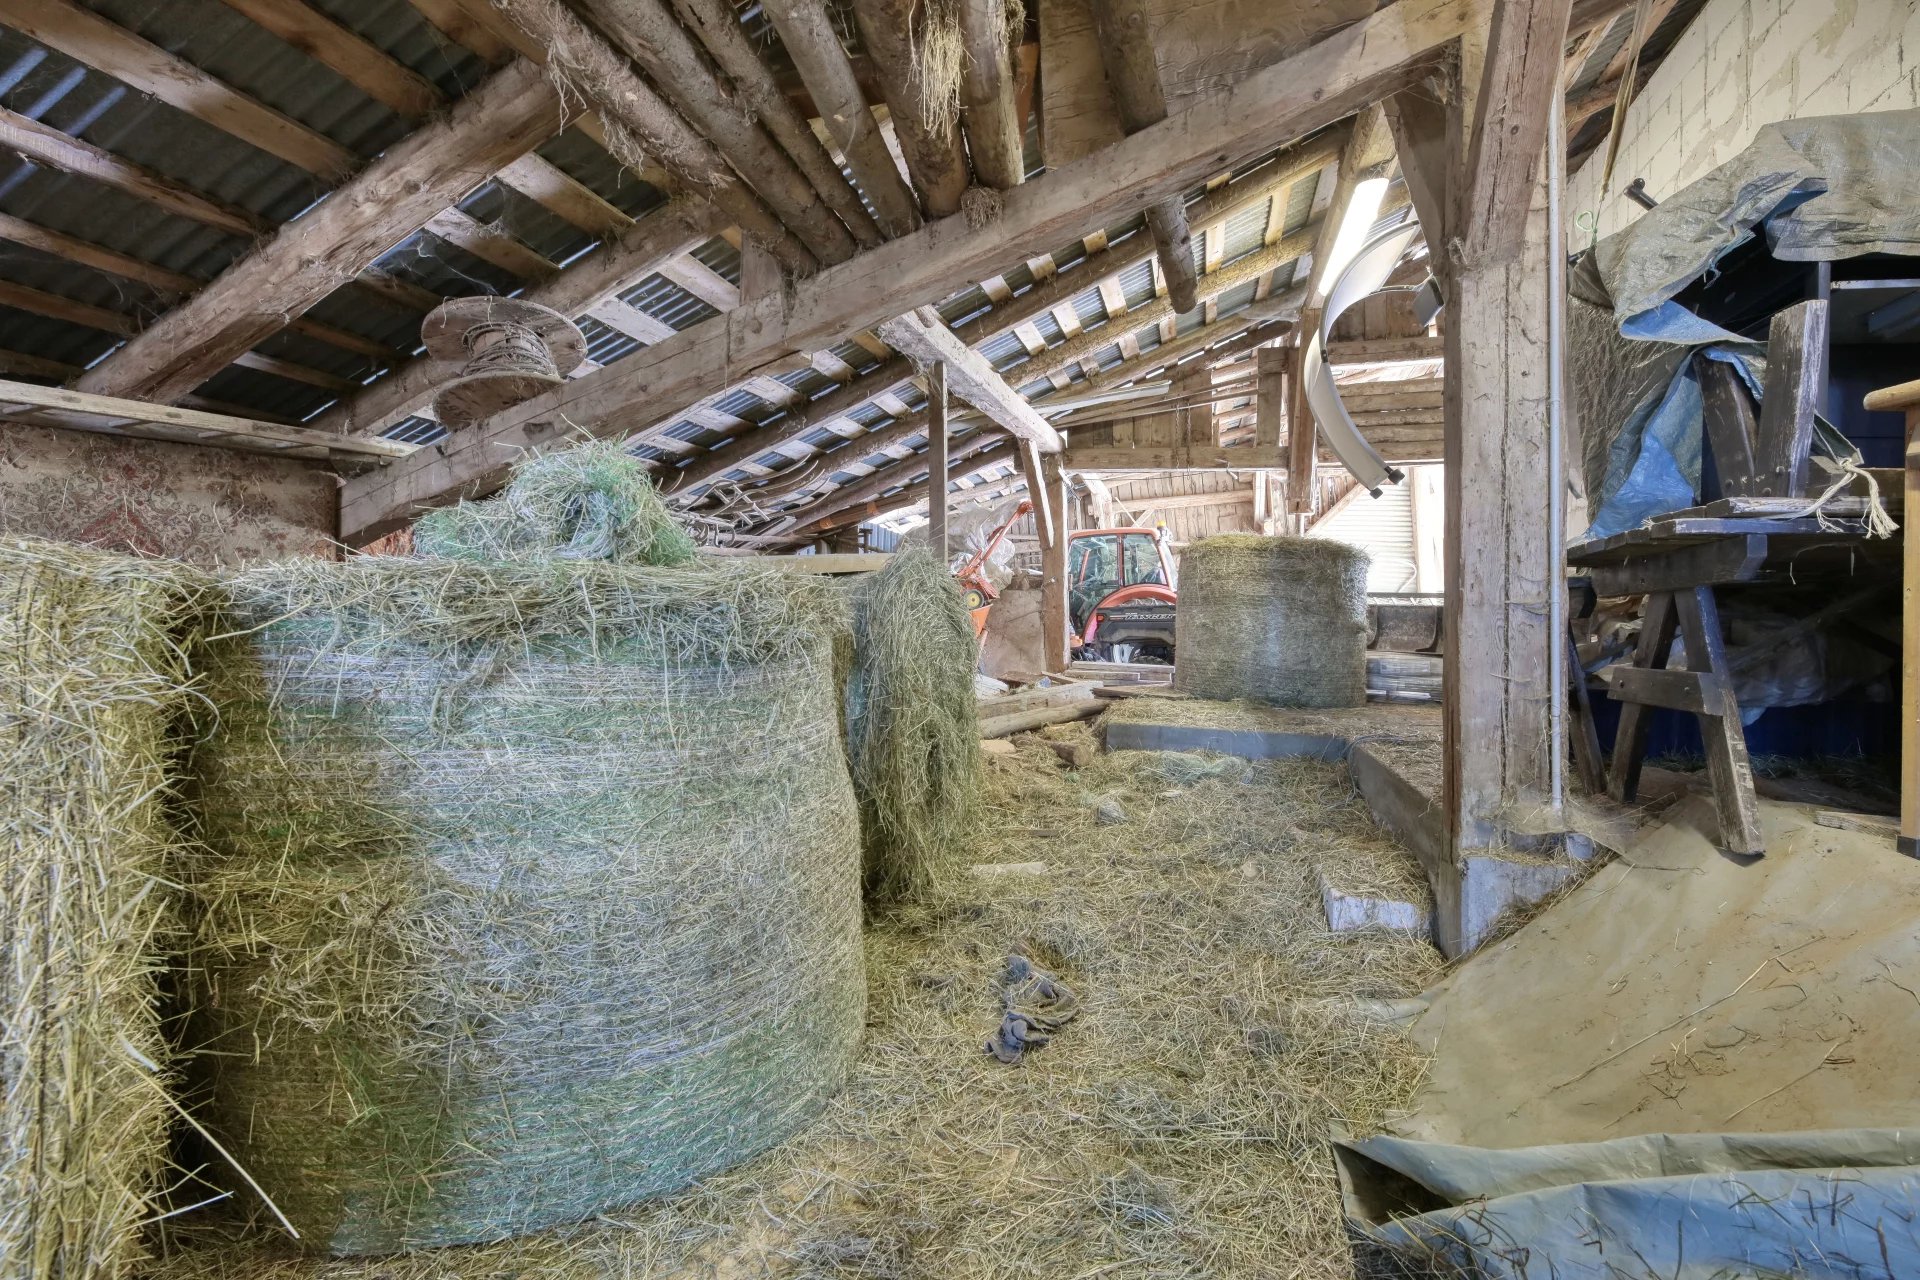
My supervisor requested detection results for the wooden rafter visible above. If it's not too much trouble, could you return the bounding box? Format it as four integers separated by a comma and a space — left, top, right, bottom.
759, 0, 923, 238
847, 0, 971, 216
958, 0, 1025, 189
573, 0, 859, 264
1088, 0, 1199, 315
75, 59, 568, 403
667, 0, 886, 246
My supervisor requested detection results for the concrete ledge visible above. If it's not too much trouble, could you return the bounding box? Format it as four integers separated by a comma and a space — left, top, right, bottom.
1103, 706, 1579, 959
1318, 873, 1426, 932
1102, 721, 1348, 762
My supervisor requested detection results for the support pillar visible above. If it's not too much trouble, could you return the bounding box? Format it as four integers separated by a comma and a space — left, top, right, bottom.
927, 360, 949, 562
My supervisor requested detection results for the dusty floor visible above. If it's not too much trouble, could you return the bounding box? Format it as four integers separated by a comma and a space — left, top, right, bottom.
158, 722, 1440, 1279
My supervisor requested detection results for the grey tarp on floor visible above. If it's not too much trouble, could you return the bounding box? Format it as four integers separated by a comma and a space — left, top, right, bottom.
1570, 108, 1918, 538
1337, 1128, 1920, 1280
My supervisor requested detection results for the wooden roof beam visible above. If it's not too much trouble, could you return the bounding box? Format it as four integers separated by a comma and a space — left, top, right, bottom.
667, 0, 885, 246
760, 0, 923, 238
488, 0, 816, 274
1304, 104, 1396, 307
75, 59, 568, 403
958, 0, 1025, 189
1088, 0, 1198, 315
572, 0, 858, 264
877, 307, 1063, 449
341, 0, 1470, 542
847, 0, 971, 216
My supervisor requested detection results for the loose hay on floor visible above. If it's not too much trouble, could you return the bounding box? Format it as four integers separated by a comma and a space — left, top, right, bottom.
158, 722, 1442, 1278
2, 538, 207, 1280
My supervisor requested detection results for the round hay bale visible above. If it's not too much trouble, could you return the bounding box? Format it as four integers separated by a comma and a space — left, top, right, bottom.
843, 549, 981, 905
1, 538, 206, 1280
1173, 535, 1370, 707
182, 556, 863, 1254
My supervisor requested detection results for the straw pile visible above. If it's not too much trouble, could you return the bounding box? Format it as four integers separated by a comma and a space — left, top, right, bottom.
2, 538, 206, 1280
156, 720, 1442, 1280
843, 549, 981, 905
1175, 535, 1371, 707
176, 452, 864, 1254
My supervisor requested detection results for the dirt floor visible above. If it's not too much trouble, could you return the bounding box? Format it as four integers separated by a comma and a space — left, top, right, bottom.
157, 720, 1441, 1279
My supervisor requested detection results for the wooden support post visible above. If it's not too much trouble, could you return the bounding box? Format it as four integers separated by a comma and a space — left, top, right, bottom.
1286, 331, 1317, 515
1443, 156, 1556, 851
1755, 300, 1828, 499
1698, 355, 1759, 497
928, 361, 950, 563
1255, 344, 1287, 464
1863, 378, 1920, 857
1043, 452, 1072, 672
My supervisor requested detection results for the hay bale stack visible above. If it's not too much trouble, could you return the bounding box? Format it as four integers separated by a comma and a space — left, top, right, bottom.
845, 550, 981, 904
180, 457, 864, 1254
1174, 535, 1370, 707
1, 539, 206, 1280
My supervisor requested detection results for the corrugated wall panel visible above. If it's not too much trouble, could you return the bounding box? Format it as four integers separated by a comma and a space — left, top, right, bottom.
1308, 481, 1417, 594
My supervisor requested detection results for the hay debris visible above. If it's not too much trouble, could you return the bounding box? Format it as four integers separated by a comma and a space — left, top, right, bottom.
911, 0, 965, 133
1175, 534, 1371, 707
413, 439, 696, 566
844, 549, 981, 905
178, 546, 864, 1254
1, 538, 208, 1280
155, 722, 1442, 1278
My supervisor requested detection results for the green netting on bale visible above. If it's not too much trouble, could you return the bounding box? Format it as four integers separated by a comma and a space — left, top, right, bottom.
1, 538, 207, 1280
1173, 535, 1370, 708
412, 440, 697, 566
181, 554, 864, 1255
843, 550, 982, 905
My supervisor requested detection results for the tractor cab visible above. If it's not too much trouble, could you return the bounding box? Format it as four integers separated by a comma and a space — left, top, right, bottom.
1068, 527, 1177, 663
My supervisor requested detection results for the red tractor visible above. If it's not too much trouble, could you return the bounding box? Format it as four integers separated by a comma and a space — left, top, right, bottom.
954, 501, 1178, 664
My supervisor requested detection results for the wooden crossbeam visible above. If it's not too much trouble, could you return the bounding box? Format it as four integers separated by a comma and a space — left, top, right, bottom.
958, 0, 1025, 189
0, 377, 410, 462
877, 308, 1064, 450
1455, 0, 1574, 268
848, 0, 970, 216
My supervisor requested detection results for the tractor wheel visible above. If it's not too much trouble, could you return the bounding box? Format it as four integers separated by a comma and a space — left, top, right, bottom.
963, 588, 988, 610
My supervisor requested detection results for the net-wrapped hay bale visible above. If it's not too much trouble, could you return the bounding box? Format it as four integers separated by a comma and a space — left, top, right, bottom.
183, 556, 863, 1255
1, 539, 205, 1280
844, 550, 981, 905
1174, 535, 1370, 707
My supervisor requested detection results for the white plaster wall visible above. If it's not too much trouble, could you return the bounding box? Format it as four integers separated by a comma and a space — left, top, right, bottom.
1566, 0, 1920, 245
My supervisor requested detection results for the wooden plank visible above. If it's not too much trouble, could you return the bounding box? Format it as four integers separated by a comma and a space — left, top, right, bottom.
0, 105, 267, 238
1089, 0, 1199, 314
12, 0, 357, 178
230, 350, 356, 392
0, 376, 410, 460
655, 254, 740, 312
1455, 0, 1573, 269
218, 0, 441, 116
423, 207, 557, 279
1697, 354, 1758, 497
752, 553, 894, 572
1328, 335, 1446, 364
75, 59, 566, 404
759, 0, 922, 239
0, 211, 197, 295
0, 348, 81, 381
340, 0, 1470, 541
0, 279, 136, 334
493, 154, 633, 239
1255, 344, 1286, 452
958, 0, 1025, 189
1605, 590, 1675, 805
1601, 664, 1728, 715
405, 0, 515, 61
668, 0, 885, 246
927, 360, 950, 561
1581, 534, 1771, 597
875, 309, 1063, 450
1754, 300, 1827, 499
585, 298, 677, 344
1038, 450, 1071, 672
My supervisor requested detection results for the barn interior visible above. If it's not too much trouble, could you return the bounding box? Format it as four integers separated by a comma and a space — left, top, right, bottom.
3, 0, 1919, 1276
